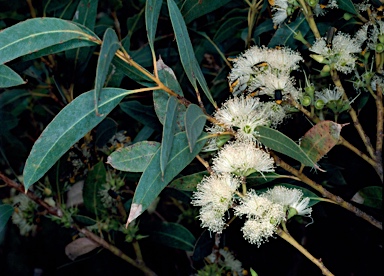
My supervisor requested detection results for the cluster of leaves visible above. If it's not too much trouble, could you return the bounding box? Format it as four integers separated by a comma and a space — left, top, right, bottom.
0, 0, 382, 275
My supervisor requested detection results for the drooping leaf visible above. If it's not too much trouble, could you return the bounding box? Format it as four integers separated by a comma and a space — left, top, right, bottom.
185, 104, 206, 152
0, 204, 14, 233
0, 17, 100, 64
181, 0, 231, 24
133, 125, 155, 143
23, 88, 133, 190
65, 0, 98, 70
94, 28, 121, 114
337, 0, 358, 15
192, 230, 214, 261
150, 222, 196, 251
127, 132, 207, 224
300, 121, 344, 163
213, 17, 245, 44
83, 161, 107, 216
168, 171, 209, 191
351, 186, 382, 209
161, 96, 179, 176
145, 0, 163, 53
167, 0, 216, 107
0, 64, 25, 88
255, 126, 319, 169
112, 56, 155, 87
107, 141, 161, 172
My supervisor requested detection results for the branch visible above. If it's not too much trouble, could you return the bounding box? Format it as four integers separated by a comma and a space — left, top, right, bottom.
271, 153, 382, 230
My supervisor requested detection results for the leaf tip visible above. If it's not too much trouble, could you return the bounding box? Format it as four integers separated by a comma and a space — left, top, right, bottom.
126, 203, 143, 228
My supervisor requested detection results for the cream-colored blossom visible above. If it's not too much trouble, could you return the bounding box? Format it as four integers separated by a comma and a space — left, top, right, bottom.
310, 32, 361, 74
315, 87, 343, 104
11, 193, 38, 236
207, 249, 243, 275
192, 173, 241, 233
212, 141, 274, 176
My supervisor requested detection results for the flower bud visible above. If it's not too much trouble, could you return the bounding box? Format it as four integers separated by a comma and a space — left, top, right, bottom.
310, 54, 325, 64
343, 13, 353, 21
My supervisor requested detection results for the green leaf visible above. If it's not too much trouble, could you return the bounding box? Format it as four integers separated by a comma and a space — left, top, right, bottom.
107, 141, 161, 172
23, 88, 133, 190
145, 0, 163, 53
65, 0, 98, 68
120, 101, 161, 130
0, 89, 30, 109
213, 17, 245, 44
161, 96, 178, 176
0, 204, 14, 233
181, 0, 231, 24
0, 64, 25, 88
0, 17, 99, 64
150, 222, 196, 251
185, 104, 206, 152
247, 172, 282, 187
352, 186, 382, 209
94, 28, 121, 114
300, 121, 343, 163
168, 171, 209, 191
255, 126, 319, 170
268, 14, 309, 49
83, 161, 107, 216
127, 132, 207, 224
337, 0, 358, 15
167, 0, 216, 108
94, 118, 118, 148
72, 215, 97, 226
153, 59, 186, 131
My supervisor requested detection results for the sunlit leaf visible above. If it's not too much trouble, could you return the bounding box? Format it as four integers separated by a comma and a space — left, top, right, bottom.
127, 132, 208, 224
23, 88, 133, 190
255, 126, 319, 169
107, 141, 161, 172
0, 17, 99, 64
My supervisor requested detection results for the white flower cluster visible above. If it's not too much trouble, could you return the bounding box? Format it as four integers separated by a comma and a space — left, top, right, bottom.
310, 32, 362, 74
228, 46, 303, 101
12, 193, 38, 236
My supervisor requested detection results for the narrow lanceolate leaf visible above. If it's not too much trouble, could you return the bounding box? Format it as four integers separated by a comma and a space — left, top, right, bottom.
145, 0, 163, 52
94, 28, 121, 115
181, 0, 231, 24
161, 96, 179, 176
127, 132, 207, 224
150, 222, 196, 251
300, 121, 344, 163
23, 88, 133, 190
83, 161, 107, 216
0, 18, 100, 64
337, 0, 358, 15
0, 64, 25, 88
167, 0, 216, 107
0, 204, 14, 233
185, 104, 206, 152
255, 126, 320, 170
65, 0, 98, 66
107, 141, 160, 172
153, 58, 186, 131
351, 186, 382, 209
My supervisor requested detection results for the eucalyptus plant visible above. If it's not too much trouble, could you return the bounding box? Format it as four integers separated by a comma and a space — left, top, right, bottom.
0, 0, 382, 275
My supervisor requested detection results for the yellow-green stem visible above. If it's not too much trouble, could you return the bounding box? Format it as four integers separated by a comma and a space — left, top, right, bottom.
276, 228, 334, 276
297, 0, 321, 39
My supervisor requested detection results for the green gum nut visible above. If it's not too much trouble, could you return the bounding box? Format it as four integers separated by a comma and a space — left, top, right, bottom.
301, 95, 312, 106
304, 85, 315, 97
287, 207, 298, 220
306, 0, 318, 7
310, 54, 325, 64
315, 99, 325, 110
375, 43, 384, 53
343, 13, 353, 21
378, 34, 384, 44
